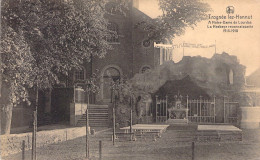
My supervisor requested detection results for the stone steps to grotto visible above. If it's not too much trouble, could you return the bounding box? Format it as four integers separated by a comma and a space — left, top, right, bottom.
76, 104, 109, 127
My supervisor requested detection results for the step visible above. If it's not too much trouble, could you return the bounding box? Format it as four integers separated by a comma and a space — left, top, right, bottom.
82, 116, 108, 118
85, 110, 109, 112
88, 107, 108, 109
88, 105, 108, 108
83, 118, 108, 120
76, 124, 109, 127
77, 123, 108, 127
88, 110, 108, 112
89, 123, 109, 125
78, 120, 108, 123
77, 104, 109, 127
82, 114, 108, 116
88, 113, 108, 115
82, 114, 108, 117
87, 117, 109, 120
78, 122, 108, 124
88, 115, 108, 117
78, 119, 109, 122
88, 106, 108, 109
88, 111, 108, 113
80, 116, 108, 119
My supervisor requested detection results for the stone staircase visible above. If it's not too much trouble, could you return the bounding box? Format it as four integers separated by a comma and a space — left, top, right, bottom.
76, 104, 109, 127
167, 119, 188, 124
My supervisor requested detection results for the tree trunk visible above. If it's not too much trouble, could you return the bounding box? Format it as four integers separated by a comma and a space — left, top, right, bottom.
0, 81, 13, 135
1, 104, 13, 134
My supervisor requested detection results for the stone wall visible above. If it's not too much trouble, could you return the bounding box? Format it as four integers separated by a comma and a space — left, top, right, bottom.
240, 107, 260, 129
127, 52, 246, 124
0, 126, 89, 157
130, 53, 246, 97
70, 103, 87, 126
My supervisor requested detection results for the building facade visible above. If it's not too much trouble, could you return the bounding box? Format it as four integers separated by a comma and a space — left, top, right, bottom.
6, 0, 174, 131
70, 2, 173, 104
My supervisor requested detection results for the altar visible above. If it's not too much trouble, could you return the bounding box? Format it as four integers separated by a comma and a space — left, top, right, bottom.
167, 94, 188, 124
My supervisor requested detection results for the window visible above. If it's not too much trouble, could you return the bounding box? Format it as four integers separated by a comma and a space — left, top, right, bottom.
141, 66, 151, 73
105, 2, 125, 15
228, 69, 234, 85
103, 67, 120, 81
74, 69, 85, 81
106, 22, 119, 43
142, 39, 151, 48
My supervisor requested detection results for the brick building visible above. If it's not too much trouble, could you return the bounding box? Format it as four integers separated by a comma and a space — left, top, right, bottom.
69, 1, 173, 104
7, 0, 173, 130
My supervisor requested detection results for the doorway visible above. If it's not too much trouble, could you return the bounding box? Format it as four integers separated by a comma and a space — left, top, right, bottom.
101, 66, 121, 101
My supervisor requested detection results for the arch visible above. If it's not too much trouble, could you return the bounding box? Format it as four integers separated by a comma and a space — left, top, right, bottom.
99, 65, 123, 101
139, 65, 152, 74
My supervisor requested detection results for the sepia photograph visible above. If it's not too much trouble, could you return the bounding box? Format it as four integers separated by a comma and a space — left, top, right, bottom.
0, 0, 260, 159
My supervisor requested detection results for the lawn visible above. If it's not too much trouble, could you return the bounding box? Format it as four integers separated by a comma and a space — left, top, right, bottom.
3, 125, 260, 160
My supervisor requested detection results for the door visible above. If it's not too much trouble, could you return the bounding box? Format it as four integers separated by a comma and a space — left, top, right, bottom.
102, 67, 121, 101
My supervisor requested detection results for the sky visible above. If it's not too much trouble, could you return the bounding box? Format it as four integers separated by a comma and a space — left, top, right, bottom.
138, 0, 260, 76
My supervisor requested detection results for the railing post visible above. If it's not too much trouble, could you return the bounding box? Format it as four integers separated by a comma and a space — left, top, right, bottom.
162, 99, 164, 122
113, 107, 116, 145
155, 95, 158, 123
87, 91, 90, 106
196, 99, 199, 122
166, 95, 168, 121
99, 140, 102, 160
199, 96, 202, 123
31, 111, 37, 160
213, 96, 216, 123
22, 140, 25, 160
86, 108, 89, 159
186, 95, 189, 123
223, 96, 226, 123
192, 141, 195, 160
130, 94, 133, 138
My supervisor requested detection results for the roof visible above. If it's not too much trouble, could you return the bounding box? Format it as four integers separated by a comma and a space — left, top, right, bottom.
247, 67, 260, 87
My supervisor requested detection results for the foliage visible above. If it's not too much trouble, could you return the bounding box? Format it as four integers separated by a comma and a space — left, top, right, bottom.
136, 0, 211, 42
1, 0, 127, 105
2, 0, 115, 89
0, 22, 34, 105
83, 73, 100, 94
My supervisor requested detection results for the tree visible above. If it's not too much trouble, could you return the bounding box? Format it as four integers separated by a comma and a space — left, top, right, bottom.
135, 0, 211, 42
1, 0, 209, 134
1, 0, 123, 134
0, 21, 35, 134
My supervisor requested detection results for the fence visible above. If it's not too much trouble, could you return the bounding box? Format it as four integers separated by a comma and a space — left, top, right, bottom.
224, 96, 239, 124
187, 96, 216, 123
155, 96, 168, 123
155, 95, 216, 124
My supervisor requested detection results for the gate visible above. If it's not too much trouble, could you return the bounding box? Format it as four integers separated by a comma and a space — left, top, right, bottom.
187, 96, 216, 123
155, 96, 167, 123
224, 96, 239, 124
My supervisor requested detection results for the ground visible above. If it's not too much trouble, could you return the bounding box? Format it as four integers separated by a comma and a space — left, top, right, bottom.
3, 125, 260, 160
